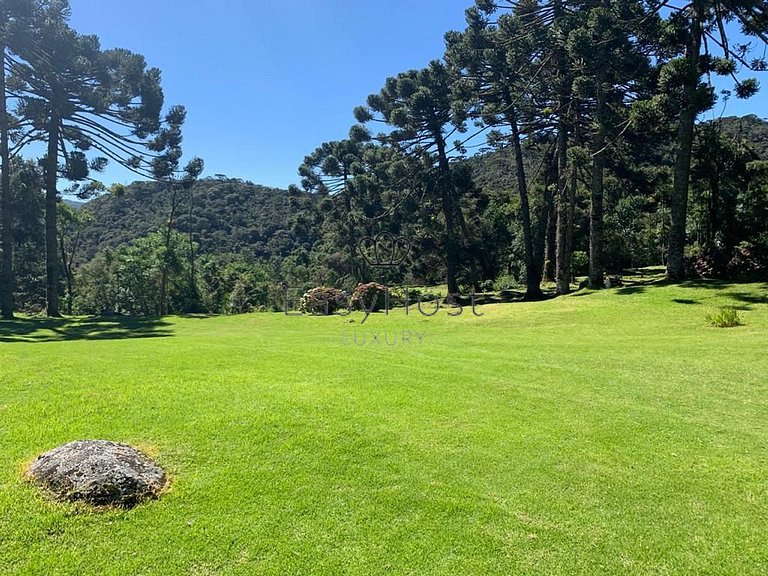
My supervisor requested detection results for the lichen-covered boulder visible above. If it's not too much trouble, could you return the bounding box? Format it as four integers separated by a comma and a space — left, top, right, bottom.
26, 440, 167, 508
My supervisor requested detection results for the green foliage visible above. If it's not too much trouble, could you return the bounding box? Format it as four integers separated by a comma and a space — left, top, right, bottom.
198, 256, 274, 314
705, 307, 742, 328
77, 179, 321, 264
5, 0, 768, 317
74, 230, 195, 316
493, 273, 519, 292
8, 160, 45, 313
571, 251, 589, 276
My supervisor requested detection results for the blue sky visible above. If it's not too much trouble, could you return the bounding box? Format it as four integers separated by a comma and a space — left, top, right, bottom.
67, 0, 475, 189
65, 0, 768, 190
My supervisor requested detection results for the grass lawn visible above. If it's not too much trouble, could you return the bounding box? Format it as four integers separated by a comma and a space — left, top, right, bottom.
1, 278, 767, 575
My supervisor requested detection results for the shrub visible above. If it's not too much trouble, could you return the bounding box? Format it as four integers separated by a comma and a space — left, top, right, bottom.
493, 274, 519, 291
299, 286, 348, 315
705, 308, 742, 328
350, 282, 387, 312
571, 250, 589, 276
727, 241, 768, 279
478, 279, 495, 292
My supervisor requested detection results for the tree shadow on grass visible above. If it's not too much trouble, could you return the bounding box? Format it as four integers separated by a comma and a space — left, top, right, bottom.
611, 272, 671, 296
615, 285, 647, 295
678, 279, 768, 291
677, 280, 768, 310
0, 316, 173, 343
728, 291, 768, 306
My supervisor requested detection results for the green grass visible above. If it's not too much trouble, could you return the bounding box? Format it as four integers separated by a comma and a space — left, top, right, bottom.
1, 279, 767, 575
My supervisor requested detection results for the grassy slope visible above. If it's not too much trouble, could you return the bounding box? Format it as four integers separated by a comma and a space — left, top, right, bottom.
1, 280, 767, 575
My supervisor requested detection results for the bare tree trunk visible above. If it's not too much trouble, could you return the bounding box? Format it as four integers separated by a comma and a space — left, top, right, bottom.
553, 0, 572, 295
341, 173, 359, 283
453, 185, 479, 291
45, 110, 60, 317
566, 145, 578, 287
539, 146, 557, 283
159, 184, 179, 316
59, 232, 74, 315
0, 43, 13, 318
668, 0, 703, 280
436, 135, 459, 295
507, 108, 542, 299
589, 74, 607, 288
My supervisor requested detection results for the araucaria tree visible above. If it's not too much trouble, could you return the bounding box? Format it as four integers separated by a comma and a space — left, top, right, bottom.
147, 104, 204, 316
652, 0, 768, 279
446, 4, 552, 299
354, 60, 469, 294
8, 0, 173, 316
472, 0, 580, 295
297, 138, 369, 283
567, 0, 652, 288
0, 0, 34, 319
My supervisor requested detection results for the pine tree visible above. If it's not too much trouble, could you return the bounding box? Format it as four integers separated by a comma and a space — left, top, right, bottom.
9, 0, 170, 316
354, 60, 469, 294
0, 0, 34, 319
654, 0, 768, 279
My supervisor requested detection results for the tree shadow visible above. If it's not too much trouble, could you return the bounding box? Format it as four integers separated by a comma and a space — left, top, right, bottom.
673, 279, 768, 311
728, 291, 768, 306
615, 285, 647, 295
672, 298, 700, 305
0, 316, 173, 343
678, 279, 738, 290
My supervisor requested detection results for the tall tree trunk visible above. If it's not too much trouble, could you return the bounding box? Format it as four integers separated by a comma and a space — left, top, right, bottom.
59, 232, 74, 315
507, 107, 542, 299
453, 184, 479, 291
566, 136, 578, 286
668, 0, 704, 280
45, 110, 60, 317
341, 173, 358, 282
539, 146, 557, 283
0, 43, 13, 319
544, 151, 557, 282
553, 0, 572, 295
707, 175, 719, 252
589, 76, 607, 288
436, 135, 459, 295
555, 119, 573, 294
159, 184, 177, 316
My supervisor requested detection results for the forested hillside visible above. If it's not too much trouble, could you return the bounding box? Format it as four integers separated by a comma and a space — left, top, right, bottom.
75, 114, 767, 273
78, 178, 322, 263
3, 0, 767, 318
715, 115, 768, 160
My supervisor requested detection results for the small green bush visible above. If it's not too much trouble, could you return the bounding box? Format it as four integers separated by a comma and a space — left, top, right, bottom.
493, 274, 519, 292
478, 279, 495, 292
571, 251, 589, 275
705, 308, 742, 328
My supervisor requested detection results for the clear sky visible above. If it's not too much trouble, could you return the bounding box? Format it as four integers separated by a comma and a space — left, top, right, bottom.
65, 0, 768, 190
66, 0, 475, 189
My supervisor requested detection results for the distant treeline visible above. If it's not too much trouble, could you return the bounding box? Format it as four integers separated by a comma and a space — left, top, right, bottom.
2, 1, 768, 317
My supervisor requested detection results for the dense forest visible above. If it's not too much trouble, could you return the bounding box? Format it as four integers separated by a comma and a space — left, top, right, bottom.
1, 0, 767, 318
